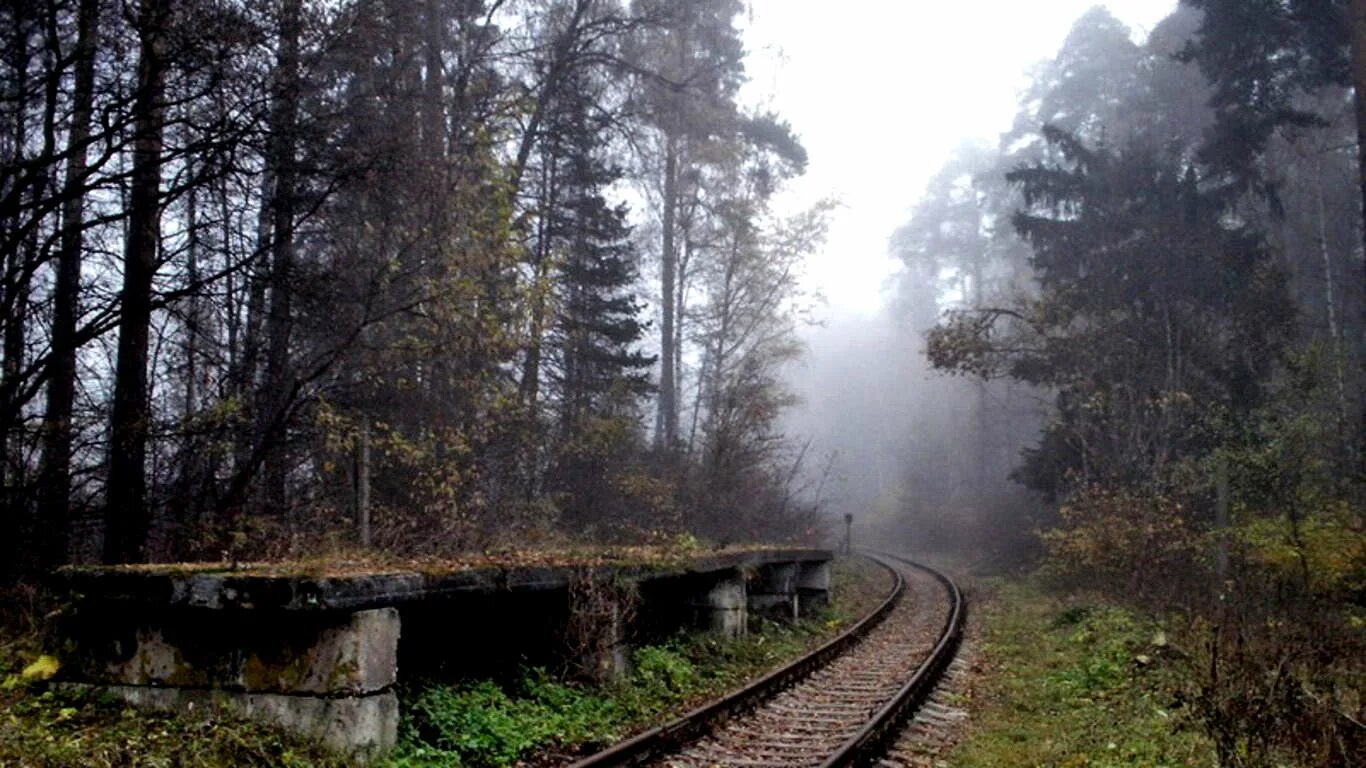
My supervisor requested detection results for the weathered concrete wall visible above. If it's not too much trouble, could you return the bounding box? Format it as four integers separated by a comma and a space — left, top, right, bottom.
59, 683, 399, 756
575, 598, 632, 682
797, 560, 832, 616
63, 606, 400, 757
57, 548, 832, 758
69, 606, 398, 694
748, 563, 798, 622
689, 571, 747, 637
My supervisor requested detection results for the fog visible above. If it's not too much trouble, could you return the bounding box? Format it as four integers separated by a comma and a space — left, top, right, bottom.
740, 0, 1179, 317
757, 3, 1176, 550
2, 0, 1359, 576
780, 308, 1050, 554
759, 0, 1361, 560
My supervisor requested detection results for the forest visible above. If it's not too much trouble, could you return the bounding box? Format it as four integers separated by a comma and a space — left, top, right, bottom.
0, 0, 834, 572
0, 0, 1363, 766
863, 3, 1365, 762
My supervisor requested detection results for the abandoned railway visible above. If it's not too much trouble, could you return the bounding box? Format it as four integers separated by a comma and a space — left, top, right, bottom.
50, 550, 966, 765
574, 553, 966, 768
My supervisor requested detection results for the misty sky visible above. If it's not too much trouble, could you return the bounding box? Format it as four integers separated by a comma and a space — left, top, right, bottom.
741, 1, 1179, 319
747, 2, 1181, 519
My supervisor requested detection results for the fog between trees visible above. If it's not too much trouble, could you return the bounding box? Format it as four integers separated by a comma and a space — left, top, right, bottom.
3, 1, 1361, 761
0, 1, 1362, 597
789, 3, 1363, 566
784, 9, 1365, 757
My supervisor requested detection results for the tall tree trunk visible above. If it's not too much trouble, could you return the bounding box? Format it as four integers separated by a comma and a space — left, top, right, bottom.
1350, 0, 1366, 454
232, 171, 272, 475
171, 164, 203, 544
257, 0, 301, 521
184, 179, 200, 427
38, 0, 99, 567
1314, 159, 1350, 451
657, 133, 678, 448
520, 149, 555, 414
354, 414, 370, 548
0, 1, 33, 571
970, 252, 989, 488
5, 0, 62, 506
520, 258, 550, 413
1, 0, 32, 552
507, 0, 589, 195
106, 0, 167, 564
422, 0, 447, 164
674, 226, 691, 448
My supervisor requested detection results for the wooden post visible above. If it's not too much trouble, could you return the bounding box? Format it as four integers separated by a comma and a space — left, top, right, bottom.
1215, 453, 1229, 593
355, 416, 371, 548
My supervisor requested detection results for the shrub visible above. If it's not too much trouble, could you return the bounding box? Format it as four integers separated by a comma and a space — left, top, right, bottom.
1040, 485, 1206, 602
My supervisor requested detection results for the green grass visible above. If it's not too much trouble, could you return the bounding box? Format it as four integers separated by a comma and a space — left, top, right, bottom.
2, 633, 834, 768
948, 579, 1216, 768
393, 611, 854, 767
394, 555, 888, 766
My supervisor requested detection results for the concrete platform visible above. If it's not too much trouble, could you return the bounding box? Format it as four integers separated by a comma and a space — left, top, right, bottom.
54, 548, 832, 759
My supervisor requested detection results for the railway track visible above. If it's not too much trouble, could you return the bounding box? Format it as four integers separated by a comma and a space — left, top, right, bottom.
570, 552, 965, 768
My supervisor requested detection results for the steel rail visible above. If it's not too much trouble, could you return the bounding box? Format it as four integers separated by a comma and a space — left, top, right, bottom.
818, 552, 966, 767
568, 554, 907, 768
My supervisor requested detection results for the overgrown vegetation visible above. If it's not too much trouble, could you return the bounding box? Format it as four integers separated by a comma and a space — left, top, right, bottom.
951, 579, 1216, 768
956, 576, 1365, 768
395, 556, 888, 766
394, 630, 830, 767
887, 5, 1366, 766
0, 688, 354, 768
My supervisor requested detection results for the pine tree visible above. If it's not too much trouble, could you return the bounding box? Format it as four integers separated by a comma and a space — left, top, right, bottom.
538, 69, 653, 529
929, 129, 1296, 498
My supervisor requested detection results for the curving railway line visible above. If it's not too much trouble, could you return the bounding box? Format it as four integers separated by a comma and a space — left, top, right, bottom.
570, 552, 965, 767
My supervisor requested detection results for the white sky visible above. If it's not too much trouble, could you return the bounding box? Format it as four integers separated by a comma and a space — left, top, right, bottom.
740, 1, 1179, 318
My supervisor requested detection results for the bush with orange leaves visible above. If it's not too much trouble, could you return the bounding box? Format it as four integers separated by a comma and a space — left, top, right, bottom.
1040, 485, 1207, 603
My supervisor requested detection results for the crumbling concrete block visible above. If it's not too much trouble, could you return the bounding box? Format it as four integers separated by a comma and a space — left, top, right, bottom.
797, 560, 832, 616
57, 548, 836, 757
63, 606, 401, 755
60, 683, 398, 758
748, 563, 799, 622
689, 571, 747, 637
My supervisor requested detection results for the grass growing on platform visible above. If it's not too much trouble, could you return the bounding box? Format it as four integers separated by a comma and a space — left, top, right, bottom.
947, 578, 1216, 768
78, 539, 807, 579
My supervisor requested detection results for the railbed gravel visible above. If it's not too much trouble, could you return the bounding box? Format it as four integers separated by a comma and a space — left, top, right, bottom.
650, 560, 953, 768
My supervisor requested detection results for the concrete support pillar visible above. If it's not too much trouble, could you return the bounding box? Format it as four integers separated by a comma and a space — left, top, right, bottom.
796, 560, 832, 617
689, 571, 747, 637
747, 563, 798, 622
572, 598, 633, 682
64, 606, 400, 758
